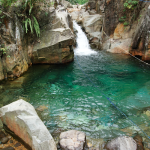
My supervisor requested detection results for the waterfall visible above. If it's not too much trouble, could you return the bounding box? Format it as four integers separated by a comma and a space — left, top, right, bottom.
73, 21, 97, 56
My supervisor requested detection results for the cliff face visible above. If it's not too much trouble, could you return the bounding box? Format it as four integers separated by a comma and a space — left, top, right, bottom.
0, 2, 74, 81
85, 0, 150, 62
0, 12, 31, 80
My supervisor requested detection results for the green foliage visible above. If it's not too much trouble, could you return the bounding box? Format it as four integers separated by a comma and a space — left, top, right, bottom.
123, 21, 129, 26
119, 16, 126, 22
0, 0, 45, 37
33, 16, 40, 37
0, 0, 18, 7
66, 0, 88, 5
124, 0, 138, 10
0, 47, 7, 54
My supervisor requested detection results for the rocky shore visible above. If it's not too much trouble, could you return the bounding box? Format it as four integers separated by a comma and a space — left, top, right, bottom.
0, 99, 150, 150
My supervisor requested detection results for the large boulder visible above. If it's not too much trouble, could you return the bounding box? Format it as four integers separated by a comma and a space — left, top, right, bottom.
107, 38, 131, 54
105, 136, 137, 150
59, 130, 86, 150
0, 99, 57, 150
32, 6, 74, 64
32, 28, 74, 64
82, 14, 103, 33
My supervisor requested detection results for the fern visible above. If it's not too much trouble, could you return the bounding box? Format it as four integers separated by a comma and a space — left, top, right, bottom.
33, 16, 40, 37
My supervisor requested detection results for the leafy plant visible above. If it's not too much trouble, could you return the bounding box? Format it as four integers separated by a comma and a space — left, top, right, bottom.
66, 0, 88, 5
124, 0, 138, 10
0, 47, 7, 54
0, 0, 44, 37
119, 16, 126, 22
123, 21, 129, 26
0, 0, 18, 7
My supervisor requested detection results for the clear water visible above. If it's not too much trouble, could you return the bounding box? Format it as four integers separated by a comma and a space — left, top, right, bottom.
1, 22, 150, 142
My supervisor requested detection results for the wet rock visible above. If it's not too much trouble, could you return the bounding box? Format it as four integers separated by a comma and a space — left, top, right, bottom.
0, 119, 3, 130
144, 110, 150, 117
105, 136, 137, 150
133, 134, 144, 150
14, 142, 21, 147
36, 105, 48, 112
9, 140, 13, 143
86, 136, 105, 150
1, 137, 9, 144
0, 131, 6, 139
0, 99, 57, 150
1, 147, 15, 150
60, 130, 86, 150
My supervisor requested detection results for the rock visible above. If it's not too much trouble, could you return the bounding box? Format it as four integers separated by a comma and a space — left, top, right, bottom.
32, 28, 74, 64
1, 137, 9, 144
36, 105, 48, 112
14, 142, 21, 147
86, 136, 105, 150
133, 134, 144, 150
32, 5, 74, 64
0, 99, 57, 150
107, 39, 131, 54
105, 136, 137, 150
144, 110, 150, 117
70, 11, 80, 20
0, 119, 3, 130
1, 147, 15, 150
0, 131, 6, 139
9, 140, 13, 143
63, 0, 73, 8
60, 130, 86, 150
82, 14, 103, 33
0, 58, 4, 81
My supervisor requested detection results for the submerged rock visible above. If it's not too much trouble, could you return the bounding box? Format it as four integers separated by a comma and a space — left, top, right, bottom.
59, 130, 86, 150
105, 136, 137, 150
0, 99, 57, 150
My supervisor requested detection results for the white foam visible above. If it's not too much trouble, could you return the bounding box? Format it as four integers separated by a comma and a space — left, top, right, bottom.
73, 21, 97, 56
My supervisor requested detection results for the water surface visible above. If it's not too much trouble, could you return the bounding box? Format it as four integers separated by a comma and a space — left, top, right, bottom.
0, 22, 150, 142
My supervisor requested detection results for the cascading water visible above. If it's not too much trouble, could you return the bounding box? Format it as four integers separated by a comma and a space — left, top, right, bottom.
73, 21, 97, 56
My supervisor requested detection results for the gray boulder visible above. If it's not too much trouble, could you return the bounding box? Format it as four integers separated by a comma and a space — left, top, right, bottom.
60, 130, 86, 150
32, 6, 74, 64
82, 14, 103, 33
105, 136, 137, 150
0, 99, 57, 150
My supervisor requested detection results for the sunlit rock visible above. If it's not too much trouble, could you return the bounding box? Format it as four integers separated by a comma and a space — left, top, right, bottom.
60, 130, 86, 150
105, 136, 137, 150
0, 99, 57, 150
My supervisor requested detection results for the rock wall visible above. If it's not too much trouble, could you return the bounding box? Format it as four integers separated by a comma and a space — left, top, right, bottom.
0, 2, 75, 81
0, 12, 31, 81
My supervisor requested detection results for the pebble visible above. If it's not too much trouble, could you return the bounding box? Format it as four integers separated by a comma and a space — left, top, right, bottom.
0, 131, 6, 139
1, 146, 15, 150
7, 136, 11, 139
9, 140, 13, 143
14, 142, 21, 147
1, 137, 9, 144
